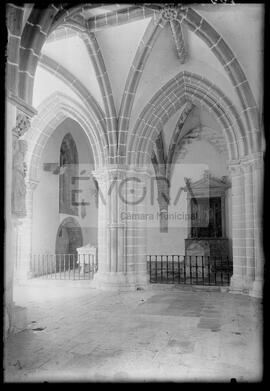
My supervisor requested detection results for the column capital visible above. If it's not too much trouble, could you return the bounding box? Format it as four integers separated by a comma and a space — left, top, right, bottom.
241, 160, 253, 174
92, 165, 127, 183
240, 152, 264, 171
25, 179, 39, 191
93, 165, 153, 183
227, 160, 241, 175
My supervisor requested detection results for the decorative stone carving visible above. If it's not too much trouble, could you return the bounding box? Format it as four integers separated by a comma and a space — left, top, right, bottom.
12, 139, 28, 218
13, 113, 30, 139
241, 161, 253, 174
161, 5, 178, 21
240, 153, 264, 172
11, 112, 31, 218
228, 161, 241, 176
158, 4, 186, 21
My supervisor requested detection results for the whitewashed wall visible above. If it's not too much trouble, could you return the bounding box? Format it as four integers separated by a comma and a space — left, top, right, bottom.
32, 118, 98, 255
146, 140, 231, 256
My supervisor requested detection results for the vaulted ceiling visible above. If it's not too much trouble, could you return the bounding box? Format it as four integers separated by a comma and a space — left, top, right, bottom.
32, 3, 263, 164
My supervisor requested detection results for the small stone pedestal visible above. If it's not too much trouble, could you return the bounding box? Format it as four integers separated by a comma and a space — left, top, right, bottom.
76, 244, 97, 274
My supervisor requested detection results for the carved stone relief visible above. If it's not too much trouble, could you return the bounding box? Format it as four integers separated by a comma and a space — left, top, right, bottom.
11, 112, 31, 218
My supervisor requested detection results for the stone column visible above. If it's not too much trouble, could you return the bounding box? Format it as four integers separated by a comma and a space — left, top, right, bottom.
250, 153, 264, 298
92, 165, 149, 290
157, 176, 170, 233
14, 180, 38, 283
5, 99, 17, 338
241, 159, 255, 289
125, 167, 150, 287
229, 161, 247, 293
5, 94, 36, 337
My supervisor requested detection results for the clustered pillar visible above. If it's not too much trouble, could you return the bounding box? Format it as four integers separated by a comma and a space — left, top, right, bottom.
5, 94, 36, 336
229, 153, 264, 297
92, 166, 149, 290
14, 180, 38, 282
250, 154, 264, 298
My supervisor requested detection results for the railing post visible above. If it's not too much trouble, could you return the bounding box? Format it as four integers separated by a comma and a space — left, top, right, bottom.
183, 255, 186, 284
178, 256, 181, 284
33, 254, 35, 277
202, 256, 204, 285
221, 258, 223, 286
89, 254, 92, 280
227, 256, 230, 285
29, 253, 32, 277
195, 255, 198, 284
172, 255, 175, 283
54, 254, 56, 277
166, 255, 169, 282
59, 255, 61, 278
208, 256, 210, 285
155, 255, 157, 283
161, 255, 163, 283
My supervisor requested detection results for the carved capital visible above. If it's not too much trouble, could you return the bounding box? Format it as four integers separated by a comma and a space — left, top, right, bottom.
26, 180, 39, 192
93, 165, 152, 184
241, 153, 264, 172
241, 161, 253, 174
228, 161, 241, 176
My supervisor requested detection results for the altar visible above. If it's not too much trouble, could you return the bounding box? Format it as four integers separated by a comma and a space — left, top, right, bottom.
184, 171, 230, 269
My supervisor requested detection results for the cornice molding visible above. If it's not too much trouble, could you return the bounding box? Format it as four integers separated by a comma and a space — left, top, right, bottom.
7, 93, 37, 118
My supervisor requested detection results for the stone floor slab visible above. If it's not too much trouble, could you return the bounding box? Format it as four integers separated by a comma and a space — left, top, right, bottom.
4, 283, 263, 382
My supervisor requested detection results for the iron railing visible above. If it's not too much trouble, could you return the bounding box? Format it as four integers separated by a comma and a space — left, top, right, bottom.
30, 253, 98, 280
147, 255, 233, 286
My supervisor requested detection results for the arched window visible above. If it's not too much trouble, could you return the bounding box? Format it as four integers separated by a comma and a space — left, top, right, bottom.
59, 133, 79, 215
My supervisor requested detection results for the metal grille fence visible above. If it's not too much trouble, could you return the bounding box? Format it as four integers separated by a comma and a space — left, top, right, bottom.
30, 253, 98, 280
147, 255, 233, 286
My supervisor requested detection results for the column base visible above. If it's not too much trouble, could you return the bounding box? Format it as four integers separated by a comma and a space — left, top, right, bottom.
229, 275, 249, 295
250, 279, 263, 299
4, 303, 28, 338
14, 270, 33, 288
4, 305, 11, 340
92, 271, 150, 291
245, 276, 256, 292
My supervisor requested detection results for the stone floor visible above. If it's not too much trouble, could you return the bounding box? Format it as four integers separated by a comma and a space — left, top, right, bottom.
4, 281, 263, 383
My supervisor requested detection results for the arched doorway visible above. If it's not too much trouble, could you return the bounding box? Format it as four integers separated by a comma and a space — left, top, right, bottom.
55, 217, 83, 271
